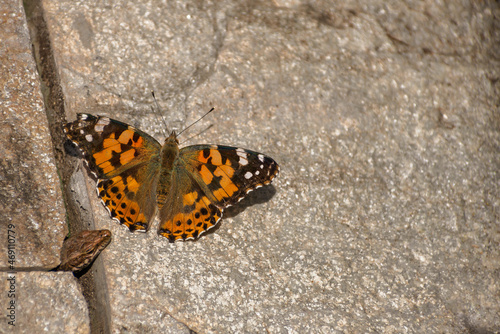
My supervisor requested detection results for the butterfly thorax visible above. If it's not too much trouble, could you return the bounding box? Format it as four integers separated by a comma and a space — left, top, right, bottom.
160, 131, 180, 169
157, 131, 180, 207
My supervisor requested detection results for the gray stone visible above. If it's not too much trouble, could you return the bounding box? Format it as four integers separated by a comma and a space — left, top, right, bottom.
0, 272, 90, 333
0, 1, 94, 333
0, 0, 66, 271
27, 0, 500, 332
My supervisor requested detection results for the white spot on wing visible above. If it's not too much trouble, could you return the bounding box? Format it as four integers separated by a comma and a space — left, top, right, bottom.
258, 154, 265, 162
239, 157, 248, 166
236, 148, 249, 166
95, 118, 110, 132
244, 171, 253, 179
97, 117, 110, 126
85, 134, 93, 142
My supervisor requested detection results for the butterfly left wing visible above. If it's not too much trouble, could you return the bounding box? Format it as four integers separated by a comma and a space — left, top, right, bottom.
158, 145, 279, 241
64, 114, 162, 232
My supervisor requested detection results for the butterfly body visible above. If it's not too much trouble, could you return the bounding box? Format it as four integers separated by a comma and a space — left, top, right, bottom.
64, 114, 279, 242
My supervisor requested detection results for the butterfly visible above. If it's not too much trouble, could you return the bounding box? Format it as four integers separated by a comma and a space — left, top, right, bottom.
64, 113, 279, 242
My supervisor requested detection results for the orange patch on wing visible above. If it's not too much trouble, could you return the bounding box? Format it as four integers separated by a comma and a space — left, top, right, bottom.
98, 175, 148, 231
214, 169, 238, 196
93, 148, 115, 165
200, 196, 211, 207
199, 165, 213, 184
117, 129, 135, 144
110, 175, 123, 185
99, 176, 125, 203
209, 149, 222, 165
119, 148, 137, 165
167, 213, 186, 236
183, 191, 198, 206
102, 135, 118, 148
197, 151, 208, 163
125, 175, 140, 192
115, 129, 144, 147
212, 188, 228, 201
98, 161, 114, 174
197, 149, 223, 165
217, 164, 235, 178
131, 135, 143, 147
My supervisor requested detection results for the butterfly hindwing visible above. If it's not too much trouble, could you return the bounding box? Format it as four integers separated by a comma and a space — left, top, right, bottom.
157, 166, 222, 242
64, 114, 161, 232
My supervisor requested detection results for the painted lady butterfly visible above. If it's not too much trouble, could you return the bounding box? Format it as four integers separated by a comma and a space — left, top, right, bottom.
64, 114, 279, 242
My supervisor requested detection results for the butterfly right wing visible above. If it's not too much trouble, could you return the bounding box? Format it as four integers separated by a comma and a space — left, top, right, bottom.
64, 113, 162, 232
157, 144, 279, 242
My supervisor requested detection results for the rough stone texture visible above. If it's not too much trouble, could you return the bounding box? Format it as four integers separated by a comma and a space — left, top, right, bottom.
42, 0, 499, 333
0, 1, 94, 334
0, 272, 90, 333
0, 0, 66, 269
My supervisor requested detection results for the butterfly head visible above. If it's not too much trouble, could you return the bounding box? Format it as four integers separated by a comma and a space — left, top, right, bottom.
165, 131, 179, 145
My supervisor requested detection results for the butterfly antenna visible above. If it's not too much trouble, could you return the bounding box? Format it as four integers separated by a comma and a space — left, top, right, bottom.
151, 91, 170, 136
177, 107, 214, 137
180, 124, 214, 145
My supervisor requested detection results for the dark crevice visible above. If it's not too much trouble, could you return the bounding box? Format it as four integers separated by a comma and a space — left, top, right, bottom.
23, 1, 111, 333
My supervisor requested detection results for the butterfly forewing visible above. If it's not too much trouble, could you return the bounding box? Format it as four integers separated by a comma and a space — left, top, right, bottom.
181, 145, 280, 208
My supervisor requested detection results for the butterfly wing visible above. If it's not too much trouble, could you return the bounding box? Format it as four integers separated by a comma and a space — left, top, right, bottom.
158, 145, 279, 241
64, 114, 162, 232
157, 165, 222, 242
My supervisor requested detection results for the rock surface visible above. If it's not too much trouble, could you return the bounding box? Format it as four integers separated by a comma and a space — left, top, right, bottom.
2, 0, 499, 333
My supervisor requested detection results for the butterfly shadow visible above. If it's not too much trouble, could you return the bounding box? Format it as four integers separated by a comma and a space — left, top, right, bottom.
223, 184, 278, 219
65, 139, 100, 183
64, 138, 82, 157
198, 184, 277, 239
